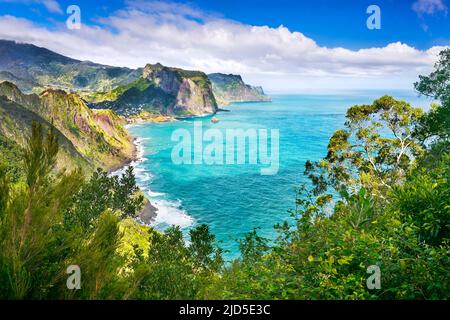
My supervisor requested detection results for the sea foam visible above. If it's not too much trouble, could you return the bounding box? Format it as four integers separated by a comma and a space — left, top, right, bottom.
114, 130, 195, 230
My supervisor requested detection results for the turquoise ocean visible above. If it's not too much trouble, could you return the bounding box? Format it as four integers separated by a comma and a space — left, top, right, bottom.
128, 92, 429, 259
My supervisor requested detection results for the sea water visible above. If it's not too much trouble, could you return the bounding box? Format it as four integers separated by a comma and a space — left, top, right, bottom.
128, 91, 430, 259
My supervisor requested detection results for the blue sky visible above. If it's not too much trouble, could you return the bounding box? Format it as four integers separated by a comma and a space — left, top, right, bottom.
1, 0, 448, 49
0, 0, 449, 92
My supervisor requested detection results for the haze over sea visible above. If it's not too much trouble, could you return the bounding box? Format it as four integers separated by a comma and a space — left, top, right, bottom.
129, 91, 430, 259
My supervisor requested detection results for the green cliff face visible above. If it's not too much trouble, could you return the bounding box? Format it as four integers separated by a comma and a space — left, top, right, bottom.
87, 63, 218, 117
208, 73, 271, 106
0, 94, 91, 174
0, 81, 135, 171
0, 40, 141, 94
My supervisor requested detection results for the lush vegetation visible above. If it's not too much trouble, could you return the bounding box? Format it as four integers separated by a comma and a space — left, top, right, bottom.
0, 50, 448, 300
0, 81, 135, 171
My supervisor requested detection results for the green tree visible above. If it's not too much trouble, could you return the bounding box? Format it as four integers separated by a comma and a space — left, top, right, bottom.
64, 167, 144, 232
189, 224, 223, 271
414, 48, 450, 153
0, 122, 84, 298
306, 96, 423, 199
0, 121, 146, 300
414, 48, 450, 102
391, 154, 449, 246
131, 224, 223, 300
114, 166, 144, 218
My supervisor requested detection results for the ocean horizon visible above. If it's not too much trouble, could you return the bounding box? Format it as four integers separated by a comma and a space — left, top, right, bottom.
128, 91, 431, 259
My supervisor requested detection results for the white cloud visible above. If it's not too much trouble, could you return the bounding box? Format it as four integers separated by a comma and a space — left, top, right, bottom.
0, 0, 447, 92
412, 0, 448, 15
41, 0, 63, 14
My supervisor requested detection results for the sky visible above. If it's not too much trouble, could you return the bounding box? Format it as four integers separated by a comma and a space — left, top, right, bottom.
0, 0, 449, 93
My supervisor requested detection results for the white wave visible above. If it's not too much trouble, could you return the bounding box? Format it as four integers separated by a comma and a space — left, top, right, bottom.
139, 186, 163, 197
109, 139, 145, 177
134, 137, 145, 162
134, 166, 153, 181
151, 199, 195, 228
111, 132, 195, 230
136, 174, 193, 228
147, 190, 165, 197
138, 173, 153, 182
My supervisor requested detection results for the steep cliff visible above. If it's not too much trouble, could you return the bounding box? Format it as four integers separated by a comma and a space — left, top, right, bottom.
87, 63, 218, 117
208, 73, 271, 106
0, 81, 135, 171
0, 95, 91, 173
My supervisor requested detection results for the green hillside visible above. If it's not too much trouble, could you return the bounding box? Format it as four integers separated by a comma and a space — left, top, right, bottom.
0, 81, 135, 171
0, 95, 90, 174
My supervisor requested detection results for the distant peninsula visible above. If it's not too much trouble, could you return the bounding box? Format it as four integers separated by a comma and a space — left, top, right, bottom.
208, 73, 271, 106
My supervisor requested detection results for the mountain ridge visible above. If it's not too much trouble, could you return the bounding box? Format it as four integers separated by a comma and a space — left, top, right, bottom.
0, 40, 270, 116
0, 40, 141, 94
